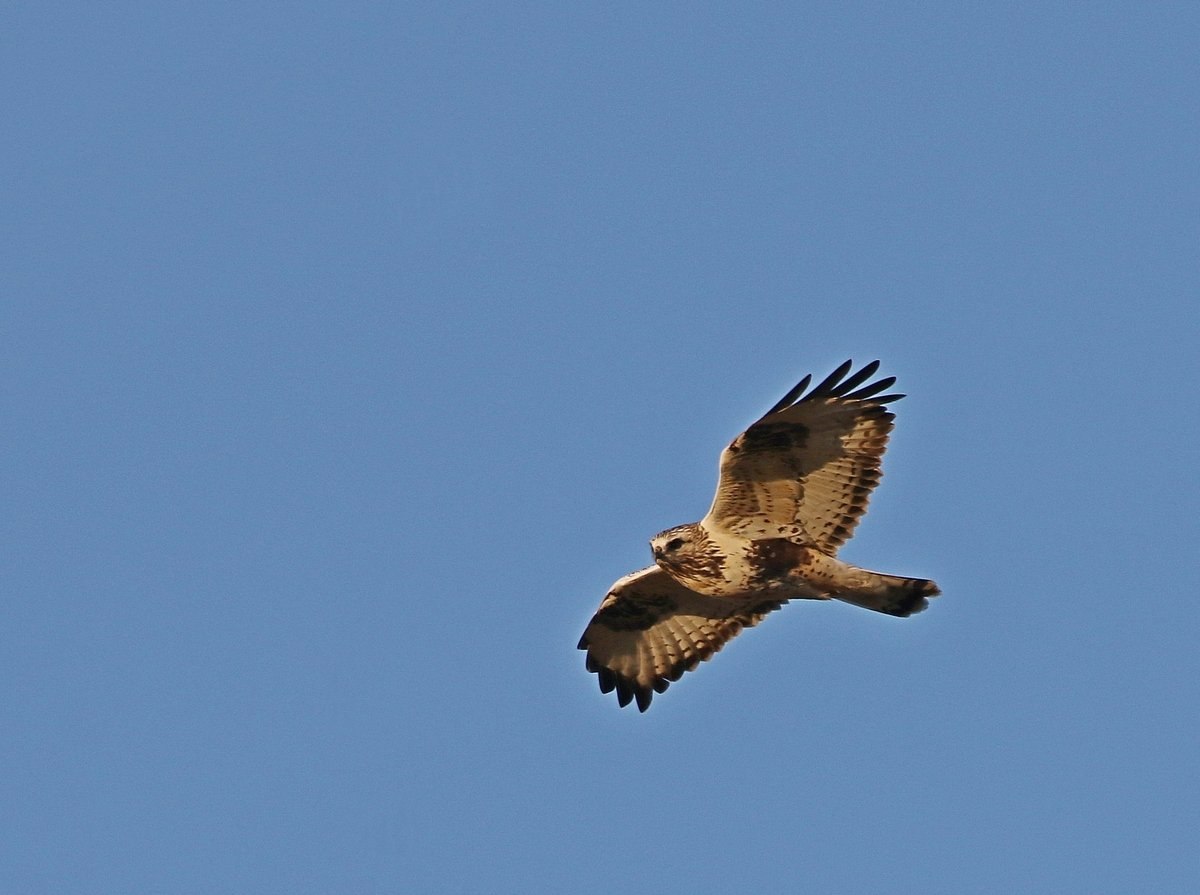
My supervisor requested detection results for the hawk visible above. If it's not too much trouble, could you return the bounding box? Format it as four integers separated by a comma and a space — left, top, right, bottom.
578, 360, 939, 711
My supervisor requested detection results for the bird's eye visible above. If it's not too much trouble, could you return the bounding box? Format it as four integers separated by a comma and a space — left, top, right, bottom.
665, 538, 684, 553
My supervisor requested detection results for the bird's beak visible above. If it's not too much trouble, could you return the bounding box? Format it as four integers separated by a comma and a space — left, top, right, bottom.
652, 546, 663, 560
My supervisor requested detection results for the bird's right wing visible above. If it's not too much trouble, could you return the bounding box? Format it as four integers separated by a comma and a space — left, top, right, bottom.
578, 565, 785, 712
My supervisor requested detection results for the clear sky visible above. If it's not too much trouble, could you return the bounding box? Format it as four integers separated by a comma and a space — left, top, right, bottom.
4, 3, 1198, 893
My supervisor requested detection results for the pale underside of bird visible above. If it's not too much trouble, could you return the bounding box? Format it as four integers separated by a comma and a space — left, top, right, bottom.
578, 360, 939, 711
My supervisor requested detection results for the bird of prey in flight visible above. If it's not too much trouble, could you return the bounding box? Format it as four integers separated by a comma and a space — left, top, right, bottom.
578, 360, 939, 711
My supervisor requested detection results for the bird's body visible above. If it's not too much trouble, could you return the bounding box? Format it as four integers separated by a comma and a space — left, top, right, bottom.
654, 524, 935, 611
578, 360, 940, 711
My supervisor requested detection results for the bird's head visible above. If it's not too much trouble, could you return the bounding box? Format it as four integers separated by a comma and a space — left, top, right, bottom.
650, 524, 701, 569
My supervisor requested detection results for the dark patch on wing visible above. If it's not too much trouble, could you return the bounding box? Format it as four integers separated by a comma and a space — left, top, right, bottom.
588, 591, 676, 633
732, 422, 809, 455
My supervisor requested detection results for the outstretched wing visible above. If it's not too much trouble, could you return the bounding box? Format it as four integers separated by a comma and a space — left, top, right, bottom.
578, 565, 785, 712
701, 360, 904, 554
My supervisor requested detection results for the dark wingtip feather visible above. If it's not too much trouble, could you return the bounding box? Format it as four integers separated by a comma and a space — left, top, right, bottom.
764, 373, 812, 416
765, 360, 903, 415
828, 359, 880, 396
809, 359, 855, 398
595, 665, 616, 694
843, 374, 896, 401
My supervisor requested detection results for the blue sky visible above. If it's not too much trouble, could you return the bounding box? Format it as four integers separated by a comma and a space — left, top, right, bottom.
4, 3, 1198, 893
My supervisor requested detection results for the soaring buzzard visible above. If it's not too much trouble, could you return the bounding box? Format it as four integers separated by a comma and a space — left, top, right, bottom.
578, 360, 939, 711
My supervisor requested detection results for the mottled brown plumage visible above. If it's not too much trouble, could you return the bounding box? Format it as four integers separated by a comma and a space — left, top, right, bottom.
578, 566, 785, 712
578, 360, 940, 711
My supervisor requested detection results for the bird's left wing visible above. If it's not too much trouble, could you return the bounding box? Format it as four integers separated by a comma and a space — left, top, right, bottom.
578, 565, 785, 711
701, 360, 905, 553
